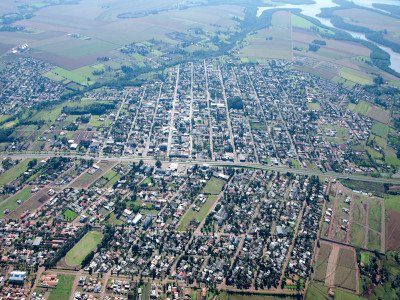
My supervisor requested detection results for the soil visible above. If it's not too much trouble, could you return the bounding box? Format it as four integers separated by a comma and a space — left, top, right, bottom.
385, 209, 400, 252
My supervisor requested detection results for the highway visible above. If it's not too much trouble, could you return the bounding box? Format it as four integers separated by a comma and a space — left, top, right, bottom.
1, 152, 400, 184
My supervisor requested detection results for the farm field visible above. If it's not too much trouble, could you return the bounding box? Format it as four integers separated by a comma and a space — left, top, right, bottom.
334, 248, 357, 291
177, 195, 218, 231
371, 122, 388, 139
340, 67, 374, 85
65, 231, 103, 266
201, 177, 226, 195
313, 243, 331, 282
48, 275, 75, 300
367, 229, 381, 253
352, 101, 371, 115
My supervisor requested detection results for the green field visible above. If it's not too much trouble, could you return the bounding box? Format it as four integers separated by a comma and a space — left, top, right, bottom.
340, 67, 374, 85
0, 159, 35, 187
368, 200, 382, 232
48, 275, 75, 300
368, 229, 381, 252
371, 122, 388, 139
65, 231, 103, 266
384, 194, 400, 212
307, 102, 322, 111
49, 67, 92, 86
306, 283, 362, 300
201, 177, 226, 194
353, 195, 367, 224
313, 243, 331, 282
334, 248, 357, 291
350, 222, 365, 248
177, 195, 218, 231
63, 209, 78, 221
291, 14, 334, 35
352, 101, 371, 115
0, 186, 33, 218
361, 252, 369, 266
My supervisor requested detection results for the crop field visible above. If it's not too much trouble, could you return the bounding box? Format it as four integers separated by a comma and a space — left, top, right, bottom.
48, 275, 75, 300
177, 195, 218, 231
368, 200, 382, 232
313, 243, 332, 282
350, 222, 365, 248
0, 186, 33, 218
367, 106, 390, 124
340, 67, 373, 85
334, 248, 357, 291
291, 14, 334, 35
334, 8, 398, 35
352, 101, 371, 115
386, 209, 400, 252
65, 231, 103, 266
371, 122, 388, 139
239, 11, 292, 60
201, 177, 226, 194
0, 158, 35, 187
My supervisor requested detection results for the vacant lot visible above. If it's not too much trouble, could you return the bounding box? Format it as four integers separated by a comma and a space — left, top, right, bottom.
0, 159, 34, 187
0, 186, 33, 218
350, 222, 365, 248
48, 275, 75, 300
368, 229, 381, 253
201, 177, 226, 194
7, 188, 54, 219
334, 248, 357, 291
65, 231, 103, 266
367, 106, 390, 124
313, 243, 332, 282
353, 195, 367, 224
177, 195, 218, 231
368, 200, 382, 232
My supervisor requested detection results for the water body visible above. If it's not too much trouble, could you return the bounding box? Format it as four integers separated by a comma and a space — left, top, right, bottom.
257, 0, 400, 73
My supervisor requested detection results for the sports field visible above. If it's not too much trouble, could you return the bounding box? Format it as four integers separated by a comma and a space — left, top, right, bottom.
65, 231, 103, 266
201, 177, 226, 194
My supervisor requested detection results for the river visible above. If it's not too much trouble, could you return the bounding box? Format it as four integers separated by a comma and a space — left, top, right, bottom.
257, 0, 400, 73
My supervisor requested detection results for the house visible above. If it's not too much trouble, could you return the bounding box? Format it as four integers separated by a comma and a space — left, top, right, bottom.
276, 225, 289, 237
214, 205, 228, 225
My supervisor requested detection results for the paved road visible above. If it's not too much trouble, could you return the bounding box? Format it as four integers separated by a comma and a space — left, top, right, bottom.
1, 153, 400, 184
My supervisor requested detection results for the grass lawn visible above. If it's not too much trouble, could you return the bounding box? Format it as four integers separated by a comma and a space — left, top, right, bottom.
201, 177, 226, 194
384, 194, 400, 212
0, 159, 35, 187
368, 200, 382, 232
63, 209, 78, 221
177, 195, 218, 231
361, 252, 369, 266
48, 275, 75, 300
350, 222, 365, 248
367, 229, 381, 252
65, 231, 103, 266
0, 186, 33, 218
371, 122, 388, 139
307, 102, 322, 111
250, 121, 267, 131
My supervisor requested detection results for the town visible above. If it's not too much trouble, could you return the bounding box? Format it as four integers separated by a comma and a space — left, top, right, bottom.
0, 56, 399, 300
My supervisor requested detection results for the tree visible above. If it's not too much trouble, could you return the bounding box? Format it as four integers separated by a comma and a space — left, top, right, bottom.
155, 160, 162, 169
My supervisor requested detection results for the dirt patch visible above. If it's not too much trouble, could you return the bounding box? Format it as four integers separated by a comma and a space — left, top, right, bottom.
386, 209, 400, 252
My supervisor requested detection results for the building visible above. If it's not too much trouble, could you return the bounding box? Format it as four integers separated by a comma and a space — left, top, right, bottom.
9, 271, 27, 284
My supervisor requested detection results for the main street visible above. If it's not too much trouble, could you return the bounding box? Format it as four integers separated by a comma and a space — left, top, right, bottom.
1, 152, 400, 184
